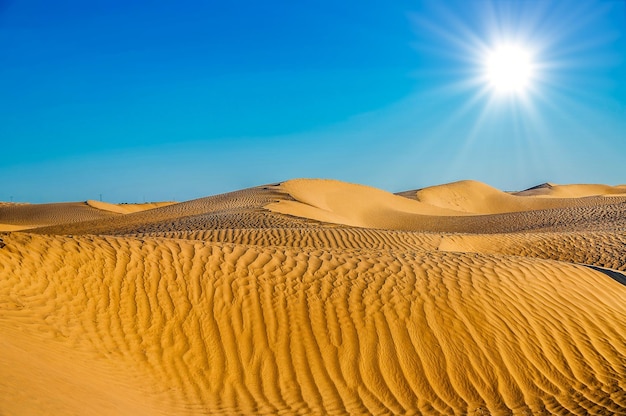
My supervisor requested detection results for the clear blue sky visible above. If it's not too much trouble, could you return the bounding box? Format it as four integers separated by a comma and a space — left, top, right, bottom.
1, 0, 625, 202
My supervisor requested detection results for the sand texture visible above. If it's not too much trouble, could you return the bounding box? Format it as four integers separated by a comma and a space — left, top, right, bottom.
1, 179, 625, 415
0, 200, 173, 231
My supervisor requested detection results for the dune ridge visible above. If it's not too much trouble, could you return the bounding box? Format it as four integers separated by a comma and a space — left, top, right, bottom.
514, 183, 626, 198
20, 179, 626, 236
30, 184, 319, 236
267, 179, 626, 233
265, 179, 470, 227
1, 178, 626, 415
86, 200, 177, 214
0, 200, 177, 232
0, 201, 120, 231
401, 180, 626, 214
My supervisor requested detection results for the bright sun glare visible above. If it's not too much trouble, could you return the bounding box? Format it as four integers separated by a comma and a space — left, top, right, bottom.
485, 44, 534, 94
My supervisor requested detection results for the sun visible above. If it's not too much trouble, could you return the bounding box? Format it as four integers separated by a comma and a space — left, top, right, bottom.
484, 44, 535, 94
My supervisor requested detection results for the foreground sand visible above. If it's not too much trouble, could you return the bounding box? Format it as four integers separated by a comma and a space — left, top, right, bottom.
1, 179, 625, 415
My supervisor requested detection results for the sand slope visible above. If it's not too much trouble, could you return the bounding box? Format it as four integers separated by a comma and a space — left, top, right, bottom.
0, 200, 176, 232
86, 200, 176, 214
23, 180, 626, 235
268, 179, 626, 233
402, 180, 626, 214
266, 178, 469, 227
1, 233, 625, 415
438, 231, 626, 271
0, 202, 120, 231
514, 183, 626, 198
31, 184, 321, 236
1, 178, 626, 415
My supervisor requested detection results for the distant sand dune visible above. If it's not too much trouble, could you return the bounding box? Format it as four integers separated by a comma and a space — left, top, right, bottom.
86, 199, 176, 214
402, 180, 626, 213
266, 179, 469, 228
0, 200, 176, 232
0, 201, 119, 231
21, 180, 626, 236
268, 179, 626, 233
514, 183, 626, 198
1, 178, 626, 415
31, 185, 318, 236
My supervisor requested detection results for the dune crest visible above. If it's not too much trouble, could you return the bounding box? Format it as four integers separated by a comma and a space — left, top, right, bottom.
0, 201, 119, 230
266, 178, 468, 229
514, 183, 626, 198
411, 180, 626, 214
0, 223, 34, 232
87, 199, 176, 214
413, 180, 524, 213
266, 179, 626, 232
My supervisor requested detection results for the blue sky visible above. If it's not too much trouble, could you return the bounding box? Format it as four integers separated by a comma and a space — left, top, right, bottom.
1, 0, 625, 202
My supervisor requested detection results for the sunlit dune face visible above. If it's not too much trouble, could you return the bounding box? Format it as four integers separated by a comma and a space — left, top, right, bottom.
485, 44, 534, 94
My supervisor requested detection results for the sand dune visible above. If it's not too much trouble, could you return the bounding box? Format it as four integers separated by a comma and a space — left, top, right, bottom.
267, 179, 626, 233
0, 223, 33, 232
514, 182, 626, 198
438, 231, 626, 271
1, 233, 625, 415
1, 178, 625, 415
24, 179, 626, 235
266, 178, 469, 227
86, 200, 176, 214
30, 184, 319, 236
0, 201, 119, 231
401, 180, 626, 214
0, 200, 176, 232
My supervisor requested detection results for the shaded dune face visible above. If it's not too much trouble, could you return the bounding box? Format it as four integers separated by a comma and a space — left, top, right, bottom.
1, 234, 625, 415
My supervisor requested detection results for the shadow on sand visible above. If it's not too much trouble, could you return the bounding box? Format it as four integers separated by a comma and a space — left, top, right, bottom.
582, 265, 626, 287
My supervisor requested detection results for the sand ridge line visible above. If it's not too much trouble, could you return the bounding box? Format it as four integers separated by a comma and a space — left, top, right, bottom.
400, 180, 626, 212
267, 179, 626, 233
86, 200, 177, 214
514, 183, 626, 198
0, 201, 120, 229
579, 265, 626, 286
29, 184, 318, 235
18, 180, 626, 236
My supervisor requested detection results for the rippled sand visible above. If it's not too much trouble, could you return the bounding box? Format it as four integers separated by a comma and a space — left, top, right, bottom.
1, 179, 625, 415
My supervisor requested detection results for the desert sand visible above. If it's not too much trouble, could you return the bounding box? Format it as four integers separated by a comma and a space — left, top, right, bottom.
1, 179, 625, 415
0, 201, 175, 232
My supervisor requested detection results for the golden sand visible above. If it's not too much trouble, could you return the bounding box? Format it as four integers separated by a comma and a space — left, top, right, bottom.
513, 183, 626, 198
1, 179, 625, 415
86, 200, 176, 214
